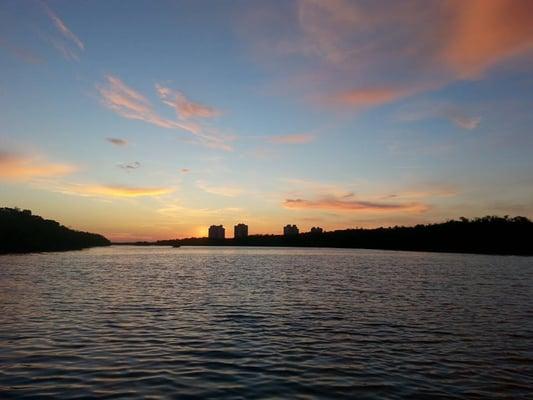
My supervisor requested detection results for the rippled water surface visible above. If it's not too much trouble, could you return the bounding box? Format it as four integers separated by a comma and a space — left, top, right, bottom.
1, 246, 532, 399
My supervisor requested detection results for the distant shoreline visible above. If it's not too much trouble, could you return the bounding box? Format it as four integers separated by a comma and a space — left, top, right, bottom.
111, 216, 533, 257
3, 209, 532, 256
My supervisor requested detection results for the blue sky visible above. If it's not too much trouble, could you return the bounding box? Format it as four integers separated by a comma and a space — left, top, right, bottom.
1, 0, 532, 240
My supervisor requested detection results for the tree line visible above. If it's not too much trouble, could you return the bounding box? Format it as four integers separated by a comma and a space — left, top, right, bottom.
0, 207, 110, 254
164, 216, 532, 256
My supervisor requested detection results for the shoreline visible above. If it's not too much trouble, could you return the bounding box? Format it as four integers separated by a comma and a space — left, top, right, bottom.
109, 242, 533, 257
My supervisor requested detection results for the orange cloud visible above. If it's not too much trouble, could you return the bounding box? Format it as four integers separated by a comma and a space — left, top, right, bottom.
284, 196, 428, 213
0, 152, 75, 181
244, 0, 533, 108
57, 183, 173, 198
268, 133, 315, 144
156, 84, 220, 120
442, 0, 533, 78
97, 75, 200, 134
331, 87, 409, 107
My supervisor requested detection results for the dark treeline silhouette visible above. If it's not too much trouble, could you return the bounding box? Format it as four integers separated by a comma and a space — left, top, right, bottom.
117, 216, 533, 256
0, 207, 111, 254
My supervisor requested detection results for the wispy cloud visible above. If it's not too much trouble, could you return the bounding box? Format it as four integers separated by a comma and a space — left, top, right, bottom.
284, 195, 428, 213
196, 180, 243, 197
447, 114, 481, 130
156, 84, 220, 120
106, 137, 128, 146
268, 133, 315, 144
41, 1, 84, 61
97, 75, 200, 133
0, 151, 75, 181
157, 203, 244, 218
97, 75, 233, 150
243, 0, 533, 108
397, 102, 481, 130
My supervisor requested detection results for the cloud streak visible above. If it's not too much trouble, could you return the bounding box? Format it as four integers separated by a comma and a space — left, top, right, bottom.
41, 1, 84, 60
397, 102, 481, 130
97, 75, 200, 133
56, 183, 173, 198
284, 196, 428, 213
156, 84, 220, 120
97, 75, 232, 150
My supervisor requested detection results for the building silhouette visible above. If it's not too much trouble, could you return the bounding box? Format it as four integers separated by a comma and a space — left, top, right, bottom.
310, 226, 323, 234
208, 225, 225, 239
234, 223, 248, 239
283, 224, 299, 236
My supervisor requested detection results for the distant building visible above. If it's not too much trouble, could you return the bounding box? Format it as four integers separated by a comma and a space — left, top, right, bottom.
234, 223, 248, 239
283, 224, 299, 236
310, 226, 323, 234
208, 225, 225, 239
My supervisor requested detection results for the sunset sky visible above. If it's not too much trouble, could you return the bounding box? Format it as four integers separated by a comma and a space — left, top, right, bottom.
1, 0, 532, 241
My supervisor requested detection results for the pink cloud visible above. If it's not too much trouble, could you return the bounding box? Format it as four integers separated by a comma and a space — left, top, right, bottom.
156, 84, 220, 120
41, 2, 84, 61
97, 75, 200, 134
97, 76, 232, 150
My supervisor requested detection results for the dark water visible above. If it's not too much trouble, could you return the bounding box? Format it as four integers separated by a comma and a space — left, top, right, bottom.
0, 246, 532, 399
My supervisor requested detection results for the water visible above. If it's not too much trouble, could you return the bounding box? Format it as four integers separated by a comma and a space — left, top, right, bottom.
0, 246, 532, 399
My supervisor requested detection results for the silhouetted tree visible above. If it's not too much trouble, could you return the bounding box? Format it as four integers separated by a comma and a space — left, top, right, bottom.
163, 215, 532, 256
0, 208, 110, 254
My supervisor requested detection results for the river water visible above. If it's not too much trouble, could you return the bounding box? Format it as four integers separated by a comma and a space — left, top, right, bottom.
0, 246, 531, 399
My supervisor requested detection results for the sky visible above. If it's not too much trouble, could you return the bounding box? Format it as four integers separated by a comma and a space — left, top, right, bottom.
1, 0, 533, 241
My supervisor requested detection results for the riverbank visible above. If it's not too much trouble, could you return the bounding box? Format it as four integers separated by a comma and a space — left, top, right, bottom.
113, 216, 533, 256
